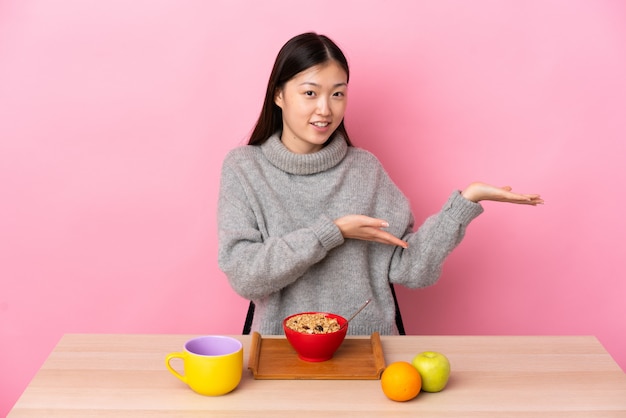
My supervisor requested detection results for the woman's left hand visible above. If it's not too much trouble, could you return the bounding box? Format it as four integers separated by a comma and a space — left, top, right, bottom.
461, 182, 544, 205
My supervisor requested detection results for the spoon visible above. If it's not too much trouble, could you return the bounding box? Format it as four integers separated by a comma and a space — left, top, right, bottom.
340, 299, 371, 330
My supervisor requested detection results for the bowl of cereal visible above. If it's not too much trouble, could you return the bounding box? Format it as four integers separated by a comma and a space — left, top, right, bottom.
282, 312, 348, 362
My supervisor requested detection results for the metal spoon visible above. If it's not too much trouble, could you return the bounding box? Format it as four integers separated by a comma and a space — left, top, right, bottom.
340, 299, 371, 330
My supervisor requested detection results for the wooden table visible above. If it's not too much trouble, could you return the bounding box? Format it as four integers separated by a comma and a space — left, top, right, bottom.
9, 334, 626, 417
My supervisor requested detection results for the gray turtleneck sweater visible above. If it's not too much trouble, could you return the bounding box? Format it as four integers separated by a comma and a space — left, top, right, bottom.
217, 134, 484, 335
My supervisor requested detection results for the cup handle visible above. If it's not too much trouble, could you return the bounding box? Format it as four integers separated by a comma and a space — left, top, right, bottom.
165, 352, 187, 384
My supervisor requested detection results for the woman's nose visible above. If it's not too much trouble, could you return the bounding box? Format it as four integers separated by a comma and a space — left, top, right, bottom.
316, 98, 331, 115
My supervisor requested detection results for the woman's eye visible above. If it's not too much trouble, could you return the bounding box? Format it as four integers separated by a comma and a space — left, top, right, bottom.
333, 91, 345, 97
304, 91, 315, 96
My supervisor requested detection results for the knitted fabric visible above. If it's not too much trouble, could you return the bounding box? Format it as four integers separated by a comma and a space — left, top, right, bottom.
217, 133, 484, 335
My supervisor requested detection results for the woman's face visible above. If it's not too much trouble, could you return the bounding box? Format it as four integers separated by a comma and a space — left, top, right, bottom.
274, 61, 348, 154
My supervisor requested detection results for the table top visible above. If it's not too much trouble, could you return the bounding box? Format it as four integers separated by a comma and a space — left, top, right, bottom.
9, 334, 626, 417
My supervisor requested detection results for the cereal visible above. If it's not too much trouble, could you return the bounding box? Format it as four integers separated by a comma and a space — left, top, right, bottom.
285, 313, 341, 334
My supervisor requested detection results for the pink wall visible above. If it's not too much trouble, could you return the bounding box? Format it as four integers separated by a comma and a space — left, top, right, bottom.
1, 0, 625, 414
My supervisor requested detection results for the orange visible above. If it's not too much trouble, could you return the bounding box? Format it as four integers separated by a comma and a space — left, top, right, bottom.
381, 361, 422, 402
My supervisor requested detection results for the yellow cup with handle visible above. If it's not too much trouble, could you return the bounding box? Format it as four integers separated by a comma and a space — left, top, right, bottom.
165, 335, 243, 396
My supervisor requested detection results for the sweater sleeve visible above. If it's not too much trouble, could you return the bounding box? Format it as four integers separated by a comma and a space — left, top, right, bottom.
217, 159, 345, 300
388, 190, 484, 288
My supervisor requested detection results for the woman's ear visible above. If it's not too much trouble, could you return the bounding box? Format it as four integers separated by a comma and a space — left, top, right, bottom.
274, 88, 283, 109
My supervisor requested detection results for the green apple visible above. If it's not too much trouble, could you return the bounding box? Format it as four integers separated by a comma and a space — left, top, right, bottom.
411, 351, 450, 392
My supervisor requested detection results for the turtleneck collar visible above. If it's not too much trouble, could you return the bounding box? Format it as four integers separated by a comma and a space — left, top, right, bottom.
261, 133, 348, 175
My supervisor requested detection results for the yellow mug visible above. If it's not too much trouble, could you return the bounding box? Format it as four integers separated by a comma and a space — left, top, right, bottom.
165, 335, 243, 396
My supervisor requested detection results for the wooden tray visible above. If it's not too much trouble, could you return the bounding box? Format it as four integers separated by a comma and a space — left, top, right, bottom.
247, 331, 385, 380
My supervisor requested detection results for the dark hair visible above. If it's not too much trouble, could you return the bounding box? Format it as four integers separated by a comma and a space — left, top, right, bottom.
248, 32, 353, 146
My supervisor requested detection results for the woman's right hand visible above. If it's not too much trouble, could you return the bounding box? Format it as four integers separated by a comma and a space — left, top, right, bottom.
334, 215, 408, 248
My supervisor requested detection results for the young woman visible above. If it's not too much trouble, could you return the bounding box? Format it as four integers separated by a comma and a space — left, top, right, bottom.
217, 33, 542, 336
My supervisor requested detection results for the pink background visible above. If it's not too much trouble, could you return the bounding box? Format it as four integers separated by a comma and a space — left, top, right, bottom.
1, 0, 625, 413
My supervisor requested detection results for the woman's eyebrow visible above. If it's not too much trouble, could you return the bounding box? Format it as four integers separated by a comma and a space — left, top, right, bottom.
299, 81, 348, 88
